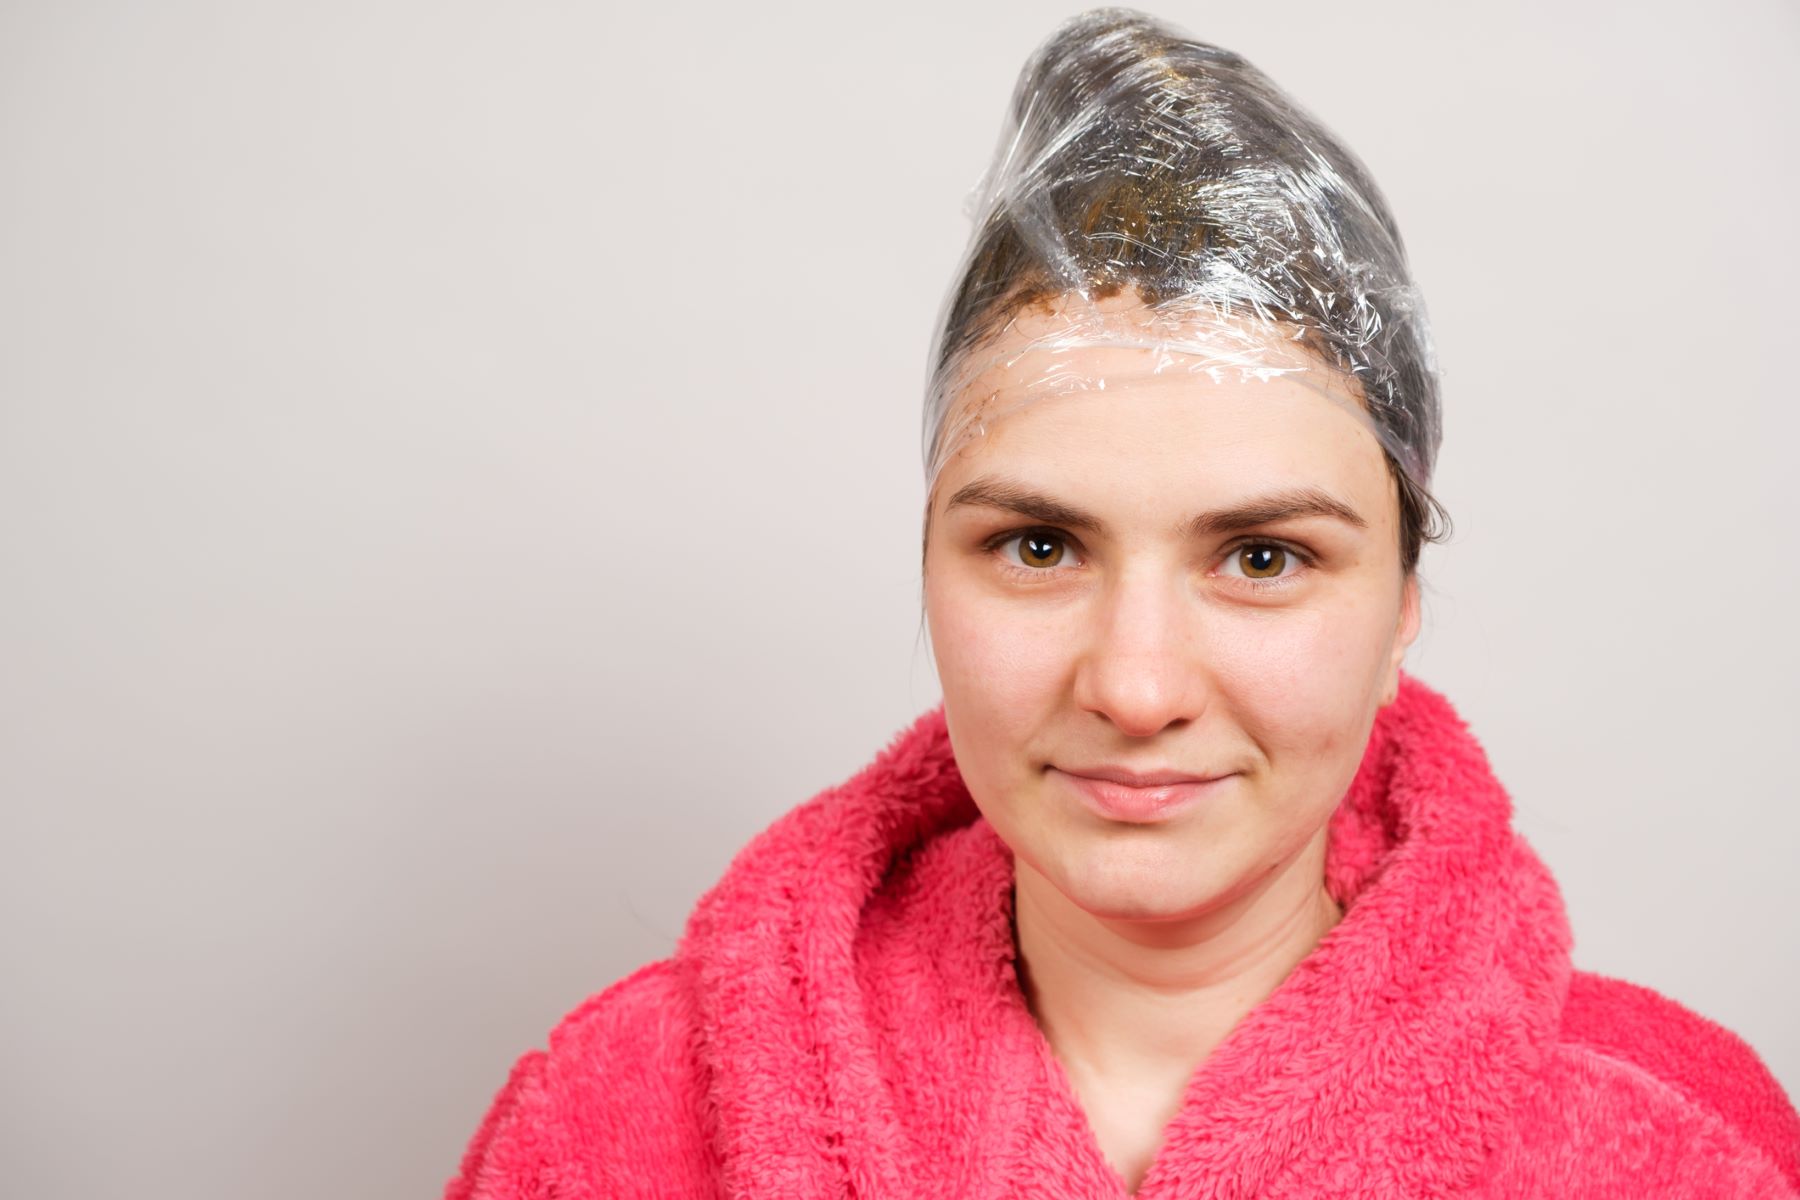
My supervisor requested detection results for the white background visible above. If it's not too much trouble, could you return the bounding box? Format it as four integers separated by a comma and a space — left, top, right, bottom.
3, 2, 1796, 1197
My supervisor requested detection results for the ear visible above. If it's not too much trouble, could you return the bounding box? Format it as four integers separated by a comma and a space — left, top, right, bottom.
1379, 572, 1422, 707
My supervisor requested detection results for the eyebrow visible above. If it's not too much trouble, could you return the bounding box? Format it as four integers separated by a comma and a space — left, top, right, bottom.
941, 475, 1368, 539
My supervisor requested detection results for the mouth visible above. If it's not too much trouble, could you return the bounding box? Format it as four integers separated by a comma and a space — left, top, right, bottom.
1050, 766, 1236, 824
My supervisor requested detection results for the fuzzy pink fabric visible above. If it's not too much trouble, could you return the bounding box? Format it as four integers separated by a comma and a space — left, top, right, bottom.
444, 671, 1800, 1198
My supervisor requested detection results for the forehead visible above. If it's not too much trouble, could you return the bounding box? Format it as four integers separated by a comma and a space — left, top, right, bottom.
938, 293, 1382, 491
956, 288, 1366, 412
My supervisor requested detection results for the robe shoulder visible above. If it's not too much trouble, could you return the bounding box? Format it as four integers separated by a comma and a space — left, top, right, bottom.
1488, 966, 1800, 1196
440, 958, 715, 1200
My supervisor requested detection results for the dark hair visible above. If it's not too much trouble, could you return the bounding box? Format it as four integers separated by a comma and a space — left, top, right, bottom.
921, 7, 1452, 578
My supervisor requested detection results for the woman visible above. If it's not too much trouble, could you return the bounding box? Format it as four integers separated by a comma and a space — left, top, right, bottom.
444, 9, 1800, 1197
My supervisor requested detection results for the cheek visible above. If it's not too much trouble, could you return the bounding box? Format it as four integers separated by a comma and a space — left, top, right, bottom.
1206, 596, 1394, 764
925, 578, 1066, 713
924, 579, 1058, 809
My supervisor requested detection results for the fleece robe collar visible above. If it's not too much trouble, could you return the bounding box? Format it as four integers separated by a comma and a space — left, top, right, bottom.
672, 671, 1575, 1198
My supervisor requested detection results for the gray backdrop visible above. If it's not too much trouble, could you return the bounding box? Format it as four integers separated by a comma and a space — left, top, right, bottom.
2, 2, 1795, 1197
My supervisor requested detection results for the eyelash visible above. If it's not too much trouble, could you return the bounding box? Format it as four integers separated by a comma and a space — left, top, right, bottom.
979, 526, 1315, 595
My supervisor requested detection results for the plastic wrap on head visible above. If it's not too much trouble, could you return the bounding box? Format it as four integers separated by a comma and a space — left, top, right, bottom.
921, 6, 1441, 509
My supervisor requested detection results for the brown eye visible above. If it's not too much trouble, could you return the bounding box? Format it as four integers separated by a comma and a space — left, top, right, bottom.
1008, 529, 1067, 569
1237, 543, 1287, 578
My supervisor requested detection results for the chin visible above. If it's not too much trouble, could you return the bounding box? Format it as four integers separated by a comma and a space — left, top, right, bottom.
1046, 838, 1226, 922
1080, 890, 1213, 924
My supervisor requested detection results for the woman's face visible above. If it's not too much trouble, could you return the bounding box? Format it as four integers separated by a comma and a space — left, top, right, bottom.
922, 300, 1420, 925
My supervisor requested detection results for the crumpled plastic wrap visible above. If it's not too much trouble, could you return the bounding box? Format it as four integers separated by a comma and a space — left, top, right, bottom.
921, 7, 1441, 510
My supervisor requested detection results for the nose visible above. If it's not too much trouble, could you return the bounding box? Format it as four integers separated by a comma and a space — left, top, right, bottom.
1069, 563, 1210, 738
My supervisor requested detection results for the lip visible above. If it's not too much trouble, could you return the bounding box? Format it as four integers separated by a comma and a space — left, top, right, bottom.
1052, 766, 1235, 824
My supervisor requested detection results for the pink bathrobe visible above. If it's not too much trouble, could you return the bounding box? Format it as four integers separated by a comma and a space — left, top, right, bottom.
444, 672, 1800, 1198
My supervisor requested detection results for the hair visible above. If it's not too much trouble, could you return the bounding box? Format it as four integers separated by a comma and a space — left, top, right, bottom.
919, 7, 1452, 583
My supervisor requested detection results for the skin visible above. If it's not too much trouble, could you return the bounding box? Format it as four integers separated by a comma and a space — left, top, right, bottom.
920, 291, 1421, 1194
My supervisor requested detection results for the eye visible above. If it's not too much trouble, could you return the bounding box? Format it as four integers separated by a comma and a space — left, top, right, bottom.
986, 527, 1079, 576
1217, 540, 1310, 589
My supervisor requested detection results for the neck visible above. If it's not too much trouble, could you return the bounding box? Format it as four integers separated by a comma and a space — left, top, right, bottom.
1011, 821, 1343, 1080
